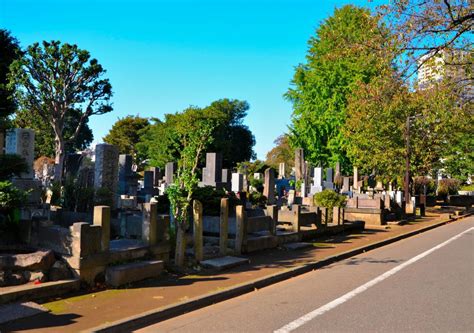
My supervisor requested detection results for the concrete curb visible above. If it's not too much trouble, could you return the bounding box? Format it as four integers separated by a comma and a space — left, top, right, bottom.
87, 213, 472, 333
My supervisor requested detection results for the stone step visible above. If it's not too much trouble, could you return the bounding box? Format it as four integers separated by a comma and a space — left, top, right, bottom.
106, 260, 164, 287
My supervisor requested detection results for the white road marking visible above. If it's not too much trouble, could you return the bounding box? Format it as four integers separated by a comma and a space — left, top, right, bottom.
274, 226, 474, 333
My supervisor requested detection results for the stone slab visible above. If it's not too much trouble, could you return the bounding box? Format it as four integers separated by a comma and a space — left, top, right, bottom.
106, 260, 164, 287
200, 256, 249, 271
0, 301, 49, 324
283, 242, 313, 250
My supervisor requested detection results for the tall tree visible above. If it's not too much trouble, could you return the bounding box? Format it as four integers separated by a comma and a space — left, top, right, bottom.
163, 108, 219, 266
265, 134, 294, 176
285, 5, 392, 173
14, 108, 93, 158
0, 30, 21, 132
103, 115, 150, 165
380, 0, 473, 84
138, 99, 255, 168
8, 41, 113, 182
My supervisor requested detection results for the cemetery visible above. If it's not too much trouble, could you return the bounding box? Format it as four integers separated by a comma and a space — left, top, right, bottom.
1, 125, 472, 316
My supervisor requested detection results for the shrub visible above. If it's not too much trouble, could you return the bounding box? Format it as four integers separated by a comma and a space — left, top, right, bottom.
192, 186, 226, 216
414, 176, 436, 195
0, 154, 29, 180
313, 189, 346, 209
249, 178, 264, 193
249, 191, 267, 208
437, 178, 460, 198
0, 181, 29, 234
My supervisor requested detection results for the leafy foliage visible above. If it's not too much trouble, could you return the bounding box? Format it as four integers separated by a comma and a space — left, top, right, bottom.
285, 5, 391, 173
0, 30, 22, 131
0, 154, 29, 181
103, 115, 150, 166
138, 99, 255, 169
437, 178, 460, 198
249, 191, 267, 208
14, 108, 94, 158
413, 176, 436, 196
313, 189, 346, 209
265, 134, 294, 176
8, 40, 113, 182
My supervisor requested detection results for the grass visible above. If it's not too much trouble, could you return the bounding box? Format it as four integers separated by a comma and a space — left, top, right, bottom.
460, 184, 474, 191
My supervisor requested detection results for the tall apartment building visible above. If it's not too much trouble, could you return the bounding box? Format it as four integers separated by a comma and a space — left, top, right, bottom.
417, 49, 473, 102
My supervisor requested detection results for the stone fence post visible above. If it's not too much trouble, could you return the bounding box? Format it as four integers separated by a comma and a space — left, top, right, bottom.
266, 205, 278, 236
193, 200, 203, 262
235, 205, 246, 255
93, 206, 110, 251
219, 198, 229, 256
292, 204, 301, 233
142, 202, 158, 246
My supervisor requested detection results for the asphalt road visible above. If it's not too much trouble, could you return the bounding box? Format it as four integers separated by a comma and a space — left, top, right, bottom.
138, 216, 474, 332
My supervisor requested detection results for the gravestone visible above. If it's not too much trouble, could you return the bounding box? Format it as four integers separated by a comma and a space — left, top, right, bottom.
278, 162, 286, 179
201, 152, 226, 189
149, 166, 162, 186
323, 168, 334, 190
335, 162, 341, 178
222, 169, 231, 190
288, 190, 296, 206
142, 170, 154, 195
231, 173, 244, 192
118, 154, 133, 195
254, 172, 263, 180
342, 177, 350, 192
94, 144, 119, 208
310, 167, 324, 194
165, 162, 176, 185
5, 128, 35, 178
263, 168, 275, 204
353, 166, 359, 190
295, 148, 304, 182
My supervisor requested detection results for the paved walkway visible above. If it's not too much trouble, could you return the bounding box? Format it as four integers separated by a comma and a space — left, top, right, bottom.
0, 210, 468, 332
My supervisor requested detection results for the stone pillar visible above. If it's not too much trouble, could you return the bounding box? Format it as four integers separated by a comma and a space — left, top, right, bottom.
93, 206, 110, 251
193, 200, 204, 262
142, 202, 158, 246
143, 170, 154, 194
118, 154, 132, 195
235, 205, 246, 255
219, 198, 229, 256
263, 168, 275, 204
94, 144, 119, 208
231, 173, 244, 192
292, 204, 301, 233
353, 166, 359, 190
333, 207, 341, 225
157, 214, 170, 242
165, 162, 176, 185
311, 167, 324, 194
335, 162, 341, 179
149, 166, 162, 187
295, 148, 304, 182
342, 177, 350, 192
5, 128, 35, 178
278, 162, 286, 179
266, 205, 278, 236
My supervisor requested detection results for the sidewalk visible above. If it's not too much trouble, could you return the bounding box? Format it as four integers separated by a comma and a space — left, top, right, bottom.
1, 210, 470, 332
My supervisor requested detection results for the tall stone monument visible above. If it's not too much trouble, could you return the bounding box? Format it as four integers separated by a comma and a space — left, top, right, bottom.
263, 168, 275, 204
310, 167, 324, 194
278, 162, 286, 179
6, 128, 35, 178
94, 144, 119, 208
201, 152, 226, 189
295, 148, 304, 182
165, 162, 177, 185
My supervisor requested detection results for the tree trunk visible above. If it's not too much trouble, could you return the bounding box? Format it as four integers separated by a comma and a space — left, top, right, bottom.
54, 134, 66, 184
174, 226, 186, 267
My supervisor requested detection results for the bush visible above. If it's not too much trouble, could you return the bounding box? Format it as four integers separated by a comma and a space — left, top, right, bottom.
414, 176, 436, 195
313, 189, 346, 209
249, 178, 264, 193
249, 191, 267, 208
192, 186, 227, 216
0, 154, 29, 180
437, 178, 460, 198
0, 181, 29, 234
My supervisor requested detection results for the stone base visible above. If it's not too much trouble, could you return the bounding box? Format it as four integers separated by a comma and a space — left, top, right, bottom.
105, 260, 164, 287
345, 207, 385, 226
201, 256, 249, 270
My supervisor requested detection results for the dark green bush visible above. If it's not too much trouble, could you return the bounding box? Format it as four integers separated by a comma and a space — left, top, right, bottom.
0, 181, 29, 234
414, 176, 436, 195
437, 178, 460, 198
249, 178, 264, 193
313, 189, 346, 209
0, 154, 29, 181
249, 191, 267, 208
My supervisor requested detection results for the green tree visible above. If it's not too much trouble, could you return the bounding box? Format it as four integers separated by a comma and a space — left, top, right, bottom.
265, 134, 294, 176
165, 108, 220, 266
285, 5, 391, 173
344, 74, 469, 184
103, 115, 150, 165
14, 108, 93, 158
8, 41, 113, 183
0, 30, 22, 132
138, 99, 255, 168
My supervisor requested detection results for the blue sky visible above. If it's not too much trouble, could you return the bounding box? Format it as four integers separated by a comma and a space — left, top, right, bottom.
1, 0, 378, 159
